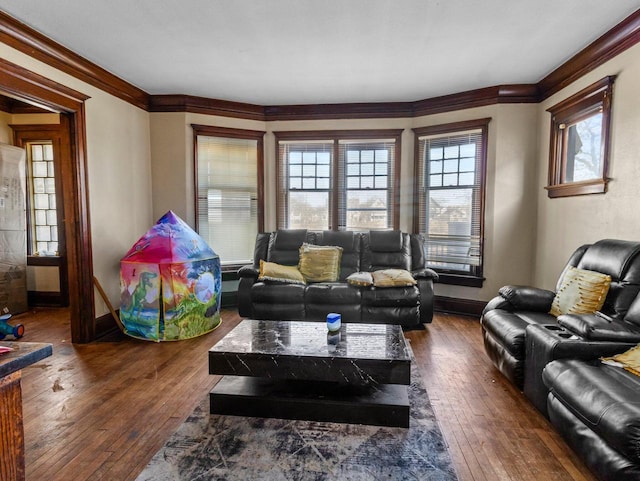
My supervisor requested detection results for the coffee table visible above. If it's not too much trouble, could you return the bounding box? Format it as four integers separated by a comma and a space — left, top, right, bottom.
208, 319, 411, 427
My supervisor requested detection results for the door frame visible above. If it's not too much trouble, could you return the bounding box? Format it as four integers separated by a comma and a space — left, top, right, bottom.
0, 57, 96, 342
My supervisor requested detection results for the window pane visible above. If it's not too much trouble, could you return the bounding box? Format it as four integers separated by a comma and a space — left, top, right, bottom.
430, 148, 442, 160
45, 178, 56, 193
361, 163, 374, 176
35, 210, 46, 225
302, 177, 316, 189
460, 157, 475, 172
288, 191, 329, 230
443, 159, 458, 173
290, 177, 302, 189
361, 176, 374, 189
459, 172, 475, 185
374, 176, 387, 189
43, 144, 54, 160
444, 146, 459, 159
346, 190, 387, 230
289, 151, 302, 163
31, 144, 43, 161
46, 210, 57, 225
443, 173, 458, 186
430, 174, 442, 187
460, 143, 476, 157
430, 160, 442, 174
347, 164, 359, 175
347, 177, 360, 188
564, 113, 603, 183
33, 162, 47, 177
375, 163, 387, 175
33, 178, 45, 193
34, 193, 49, 209
290, 164, 302, 177
317, 178, 330, 189
302, 164, 316, 177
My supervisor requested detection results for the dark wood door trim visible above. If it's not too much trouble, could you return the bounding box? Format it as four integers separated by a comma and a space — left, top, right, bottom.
0, 57, 95, 343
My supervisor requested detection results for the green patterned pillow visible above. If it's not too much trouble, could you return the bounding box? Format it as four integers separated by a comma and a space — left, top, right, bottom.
550, 266, 611, 317
298, 243, 343, 282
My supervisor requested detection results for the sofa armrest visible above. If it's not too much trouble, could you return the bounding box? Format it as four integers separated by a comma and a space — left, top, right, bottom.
412, 268, 439, 281
238, 264, 259, 279
484, 285, 555, 314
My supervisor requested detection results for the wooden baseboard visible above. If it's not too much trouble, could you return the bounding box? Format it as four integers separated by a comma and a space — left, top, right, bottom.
28, 291, 66, 307
434, 296, 486, 318
95, 310, 120, 339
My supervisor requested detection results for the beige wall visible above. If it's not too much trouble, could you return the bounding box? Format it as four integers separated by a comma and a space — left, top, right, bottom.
151, 104, 540, 302
534, 43, 640, 290
0, 44, 153, 317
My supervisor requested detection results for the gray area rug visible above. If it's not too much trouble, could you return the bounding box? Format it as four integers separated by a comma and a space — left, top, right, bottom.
137, 363, 458, 481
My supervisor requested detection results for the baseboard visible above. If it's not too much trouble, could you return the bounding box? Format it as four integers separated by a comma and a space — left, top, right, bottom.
434, 296, 486, 318
95, 309, 121, 340
28, 290, 66, 307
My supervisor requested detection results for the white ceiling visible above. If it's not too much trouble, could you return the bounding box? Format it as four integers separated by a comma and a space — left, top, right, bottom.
1, 0, 639, 106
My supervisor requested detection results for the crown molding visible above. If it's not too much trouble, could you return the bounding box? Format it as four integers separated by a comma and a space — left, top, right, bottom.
1, 8, 639, 118
538, 8, 640, 100
0, 10, 148, 110
148, 94, 265, 121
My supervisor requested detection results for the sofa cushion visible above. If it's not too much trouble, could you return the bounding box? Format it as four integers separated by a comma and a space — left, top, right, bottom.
258, 260, 305, 285
550, 267, 611, 317
602, 344, 640, 377
543, 359, 640, 464
298, 243, 342, 282
481, 309, 556, 359
371, 269, 416, 287
361, 231, 411, 271
362, 285, 419, 307
306, 283, 362, 305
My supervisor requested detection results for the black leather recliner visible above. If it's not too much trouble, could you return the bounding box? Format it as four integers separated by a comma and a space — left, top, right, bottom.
480, 239, 640, 397
237, 229, 438, 329
543, 358, 640, 481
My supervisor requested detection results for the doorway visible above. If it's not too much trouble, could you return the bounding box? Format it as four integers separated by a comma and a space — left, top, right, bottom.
11, 120, 71, 307
0, 57, 96, 342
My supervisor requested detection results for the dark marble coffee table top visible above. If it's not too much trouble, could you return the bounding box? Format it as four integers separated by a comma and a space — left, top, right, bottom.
210, 319, 410, 361
209, 319, 410, 385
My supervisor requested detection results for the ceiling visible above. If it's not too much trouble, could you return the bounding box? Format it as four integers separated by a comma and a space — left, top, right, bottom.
1, 1, 639, 106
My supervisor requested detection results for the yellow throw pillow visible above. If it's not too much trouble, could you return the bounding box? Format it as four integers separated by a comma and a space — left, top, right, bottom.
602, 344, 640, 377
549, 266, 611, 317
258, 260, 305, 285
371, 269, 417, 288
298, 244, 343, 282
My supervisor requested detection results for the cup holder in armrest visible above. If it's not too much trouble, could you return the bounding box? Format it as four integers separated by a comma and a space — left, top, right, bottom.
557, 332, 573, 338
544, 325, 563, 331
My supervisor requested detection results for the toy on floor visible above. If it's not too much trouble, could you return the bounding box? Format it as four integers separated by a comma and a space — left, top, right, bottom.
0, 313, 24, 340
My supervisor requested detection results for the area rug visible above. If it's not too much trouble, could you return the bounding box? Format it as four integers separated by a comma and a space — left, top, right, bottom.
136, 363, 458, 481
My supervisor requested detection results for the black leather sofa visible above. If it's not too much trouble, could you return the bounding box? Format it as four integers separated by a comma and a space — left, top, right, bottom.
237, 229, 438, 329
480, 239, 640, 413
543, 358, 640, 481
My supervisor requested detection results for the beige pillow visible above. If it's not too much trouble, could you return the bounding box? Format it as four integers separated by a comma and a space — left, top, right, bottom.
549, 266, 611, 317
372, 269, 417, 287
346, 271, 374, 287
298, 244, 343, 282
258, 260, 305, 285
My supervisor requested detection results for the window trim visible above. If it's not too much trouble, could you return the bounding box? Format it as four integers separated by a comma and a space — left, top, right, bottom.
545, 76, 615, 198
274, 129, 402, 231
192, 124, 265, 271
413, 118, 490, 287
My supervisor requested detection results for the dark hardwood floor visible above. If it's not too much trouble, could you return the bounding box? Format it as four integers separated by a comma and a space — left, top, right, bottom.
11, 307, 596, 481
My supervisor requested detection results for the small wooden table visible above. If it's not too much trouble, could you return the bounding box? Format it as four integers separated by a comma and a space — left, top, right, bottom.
0, 342, 52, 481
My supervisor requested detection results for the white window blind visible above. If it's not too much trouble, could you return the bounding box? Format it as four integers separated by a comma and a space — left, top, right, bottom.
196, 135, 258, 266
416, 126, 486, 274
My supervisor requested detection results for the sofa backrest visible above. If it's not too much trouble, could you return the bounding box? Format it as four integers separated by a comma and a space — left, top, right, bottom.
360, 231, 412, 272
253, 229, 420, 279
314, 230, 362, 281
561, 239, 640, 318
266, 229, 312, 266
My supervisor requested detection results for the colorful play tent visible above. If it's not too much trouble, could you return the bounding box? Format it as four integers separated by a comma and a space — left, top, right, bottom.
120, 211, 221, 341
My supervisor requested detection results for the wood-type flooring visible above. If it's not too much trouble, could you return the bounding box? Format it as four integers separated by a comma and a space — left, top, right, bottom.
11, 308, 596, 481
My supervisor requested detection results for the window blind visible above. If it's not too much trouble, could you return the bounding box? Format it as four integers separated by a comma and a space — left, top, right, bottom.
416, 128, 485, 273
196, 135, 258, 266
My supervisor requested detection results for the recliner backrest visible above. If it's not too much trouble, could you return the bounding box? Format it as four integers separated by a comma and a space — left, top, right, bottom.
266, 229, 312, 266
572, 239, 640, 318
315, 230, 361, 281
360, 231, 412, 272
